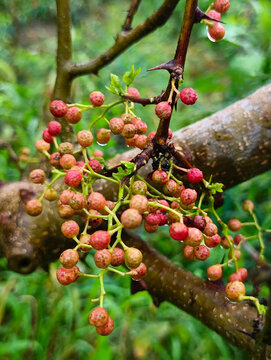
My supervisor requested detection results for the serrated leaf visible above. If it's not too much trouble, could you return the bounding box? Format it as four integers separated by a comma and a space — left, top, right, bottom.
123, 65, 141, 86
110, 74, 123, 93
105, 85, 119, 95
207, 182, 224, 195
112, 162, 135, 180
120, 161, 136, 171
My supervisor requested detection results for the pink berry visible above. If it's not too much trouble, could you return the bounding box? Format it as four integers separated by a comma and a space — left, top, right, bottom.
48, 120, 62, 136
204, 234, 221, 248
64, 170, 82, 187
87, 192, 106, 211
89, 307, 109, 327
187, 168, 203, 183
25, 199, 42, 216
136, 120, 148, 135
65, 107, 82, 124
93, 150, 104, 158
59, 189, 75, 205
181, 188, 197, 205
96, 316, 114, 336
121, 209, 142, 229
59, 142, 74, 155
207, 265, 222, 281
147, 131, 156, 141
144, 222, 158, 233
242, 200, 254, 212
88, 159, 102, 173
109, 117, 124, 135
194, 245, 210, 261
183, 245, 195, 260
43, 128, 53, 143
184, 227, 203, 247
50, 100, 68, 118
122, 124, 137, 138
129, 195, 149, 214
179, 88, 198, 105
228, 219, 242, 232
94, 249, 112, 269
60, 154, 76, 169
127, 87, 140, 98
61, 220, 80, 238
155, 101, 172, 120
56, 266, 79, 285
89, 91, 105, 107
234, 234, 246, 246
77, 130, 93, 147
111, 248, 125, 267
225, 281, 245, 302
204, 222, 218, 237
169, 222, 188, 241
59, 249, 79, 268
152, 170, 168, 185
29, 169, 45, 184
90, 230, 111, 250
135, 135, 149, 150
144, 212, 161, 226
69, 193, 85, 211
130, 263, 147, 280
214, 0, 230, 13
97, 128, 111, 144
207, 9, 221, 21
208, 23, 225, 42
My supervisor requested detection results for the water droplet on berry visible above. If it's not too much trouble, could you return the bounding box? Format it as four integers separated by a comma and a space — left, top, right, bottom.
207, 26, 217, 42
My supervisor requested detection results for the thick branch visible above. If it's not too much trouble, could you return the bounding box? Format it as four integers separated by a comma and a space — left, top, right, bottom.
68, 0, 180, 78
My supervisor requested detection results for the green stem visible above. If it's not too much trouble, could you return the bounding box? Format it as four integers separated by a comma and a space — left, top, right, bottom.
99, 270, 106, 308
88, 99, 124, 130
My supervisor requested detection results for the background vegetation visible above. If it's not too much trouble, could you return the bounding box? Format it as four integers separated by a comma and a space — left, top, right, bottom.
0, 0, 270, 359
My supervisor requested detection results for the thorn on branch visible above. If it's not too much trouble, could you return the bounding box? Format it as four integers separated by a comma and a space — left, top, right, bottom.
194, 7, 225, 24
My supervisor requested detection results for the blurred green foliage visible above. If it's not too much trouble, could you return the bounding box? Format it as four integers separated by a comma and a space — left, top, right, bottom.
0, 0, 271, 359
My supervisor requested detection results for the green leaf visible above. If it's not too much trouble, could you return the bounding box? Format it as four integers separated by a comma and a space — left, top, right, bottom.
112, 161, 135, 181
123, 65, 141, 87
105, 73, 124, 95
207, 182, 224, 195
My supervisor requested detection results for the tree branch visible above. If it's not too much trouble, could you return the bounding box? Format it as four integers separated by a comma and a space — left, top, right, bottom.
122, 0, 142, 31
68, 0, 181, 78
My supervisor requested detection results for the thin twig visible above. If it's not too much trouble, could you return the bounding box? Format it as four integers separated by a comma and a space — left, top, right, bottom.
122, 0, 142, 31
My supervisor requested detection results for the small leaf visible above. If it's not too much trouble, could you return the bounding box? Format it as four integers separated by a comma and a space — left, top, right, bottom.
123, 65, 141, 87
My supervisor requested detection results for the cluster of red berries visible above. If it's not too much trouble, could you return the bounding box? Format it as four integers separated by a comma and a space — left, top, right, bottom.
205, 0, 230, 42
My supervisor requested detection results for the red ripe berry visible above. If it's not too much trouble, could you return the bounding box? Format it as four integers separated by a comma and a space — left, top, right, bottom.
87, 192, 106, 211
60, 154, 76, 169
88, 159, 102, 173
238, 267, 248, 281
207, 9, 222, 21
125, 135, 138, 147
65, 107, 82, 124
69, 193, 85, 211
234, 234, 246, 246
77, 130, 94, 147
87, 209, 103, 227
193, 215, 206, 232
144, 212, 161, 226
214, 0, 230, 13
89, 307, 109, 327
228, 219, 242, 231
194, 245, 210, 261
181, 188, 197, 205
204, 234, 221, 248
242, 200, 254, 212
100, 200, 115, 215
130, 263, 147, 280
35, 139, 50, 152
29, 169, 45, 184
179, 88, 198, 105
94, 249, 112, 268
61, 220, 79, 238
158, 199, 170, 213
135, 135, 149, 150
129, 195, 148, 214
229, 249, 242, 261
56, 266, 79, 285
90, 230, 111, 250
59, 249, 79, 268
109, 117, 124, 135
93, 150, 104, 158
228, 272, 242, 282
127, 87, 140, 98
155, 101, 172, 120
136, 120, 148, 135
59, 142, 74, 154
79, 233, 91, 252
187, 168, 203, 183
64, 170, 82, 187
144, 221, 158, 233
48, 120, 62, 136
111, 248, 125, 267
208, 23, 225, 42
121, 113, 133, 124
43, 128, 53, 143
204, 222, 218, 237
50, 100, 68, 118
96, 128, 111, 144
122, 124, 137, 138
221, 235, 234, 249
89, 91, 105, 107
59, 189, 75, 205
158, 213, 168, 226
125, 247, 143, 269
25, 199, 42, 216
121, 208, 142, 229
96, 316, 114, 336
225, 281, 245, 302
168, 129, 173, 139
169, 222, 188, 241
207, 265, 222, 281
152, 170, 168, 185
183, 245, 195, 260
184, 227, 203, 247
